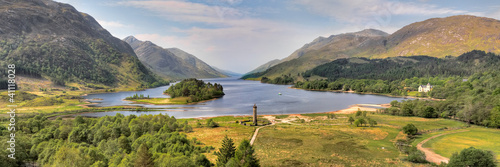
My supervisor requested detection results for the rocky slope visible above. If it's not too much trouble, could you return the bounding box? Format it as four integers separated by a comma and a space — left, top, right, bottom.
0, 0, 162, 88
123, 36, 226, 79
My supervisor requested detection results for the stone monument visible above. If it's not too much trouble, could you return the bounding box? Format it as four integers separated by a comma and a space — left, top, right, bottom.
253, 104, 257, 125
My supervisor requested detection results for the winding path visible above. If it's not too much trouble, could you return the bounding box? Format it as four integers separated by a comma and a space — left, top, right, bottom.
249, 125, 266, 145
416, 130, 469, 165
250, 118, 277, 145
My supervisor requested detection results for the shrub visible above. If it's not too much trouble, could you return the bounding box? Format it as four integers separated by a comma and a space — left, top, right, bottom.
403, 124, 418, 136
206, 119, 219, 128
407, 147, 426, 163
448, 147, 496, 167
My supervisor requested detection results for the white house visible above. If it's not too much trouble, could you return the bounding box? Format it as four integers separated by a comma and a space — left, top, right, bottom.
418, 83, 433, 92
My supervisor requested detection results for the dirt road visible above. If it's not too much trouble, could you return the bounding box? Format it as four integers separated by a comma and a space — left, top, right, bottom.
416, 130, 469, 165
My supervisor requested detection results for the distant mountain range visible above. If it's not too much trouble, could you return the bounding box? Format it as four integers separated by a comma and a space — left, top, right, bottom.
245, 59, 281, 75
123, 36, 227, 80
0, 0, 162, 88
212, 66, 242, 77
244, 15, 500, 80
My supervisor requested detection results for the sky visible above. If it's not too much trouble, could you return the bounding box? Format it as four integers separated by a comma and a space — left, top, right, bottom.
55, 0, 500, 74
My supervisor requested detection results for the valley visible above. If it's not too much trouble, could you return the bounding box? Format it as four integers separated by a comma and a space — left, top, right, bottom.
1, 0, 499, 166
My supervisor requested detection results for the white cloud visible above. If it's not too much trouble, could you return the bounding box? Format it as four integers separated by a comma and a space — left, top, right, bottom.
293, 0, 468, 23
489, 10, 500, 20
117, 0, 245, 25
117, 0, 317, 73
96, 19, 129, 28
134, 24, 313, 73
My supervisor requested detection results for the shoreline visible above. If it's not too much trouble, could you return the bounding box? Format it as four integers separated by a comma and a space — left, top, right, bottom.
44, 102, 390, 120
123, 97, 221, 105
288, 86, 445, 101
182, 103, 391, 120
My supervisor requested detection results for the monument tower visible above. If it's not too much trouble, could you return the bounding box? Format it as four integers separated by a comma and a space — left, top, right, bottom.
253, 104, 257, 125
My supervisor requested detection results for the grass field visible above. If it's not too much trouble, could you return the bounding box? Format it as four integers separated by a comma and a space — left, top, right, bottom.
407, 91, 418, 97
176, 113, 491, 166
1, 85, 495, 167
182, 116, 257, 162
252, 113, 428, 167
182, 113, 473, 166
369, 114, 467, 131
0, 90, 88, 114
421, 127, 500, 164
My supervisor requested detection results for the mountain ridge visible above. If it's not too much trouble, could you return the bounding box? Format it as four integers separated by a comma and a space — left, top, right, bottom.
0, 0, 163, 88
244, 15, 500, 80
123, 36, 227, 80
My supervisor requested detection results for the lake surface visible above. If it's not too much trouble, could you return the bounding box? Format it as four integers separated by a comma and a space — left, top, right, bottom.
80, 77, 406, 118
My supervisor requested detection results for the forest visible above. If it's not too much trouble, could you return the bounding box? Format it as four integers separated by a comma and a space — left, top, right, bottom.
304, 50, 500, 81
293, 51, 500, 128
0, 114, 212, 167
0, 113, 261, 167
260, 75, 294, 85
164, 78, 225, 103
379, 71, 500, 128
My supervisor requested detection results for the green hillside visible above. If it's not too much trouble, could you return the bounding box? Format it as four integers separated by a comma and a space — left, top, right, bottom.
306, 50, 500, 81
245, 15, 500, 81
0, 0, 164, 89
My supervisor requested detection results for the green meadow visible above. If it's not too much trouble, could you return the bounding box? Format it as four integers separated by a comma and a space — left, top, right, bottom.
178, 112, 497, 167
422, 127, 500, 164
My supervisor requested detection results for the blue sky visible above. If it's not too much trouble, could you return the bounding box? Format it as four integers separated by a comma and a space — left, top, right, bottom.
55, 0, 500, 73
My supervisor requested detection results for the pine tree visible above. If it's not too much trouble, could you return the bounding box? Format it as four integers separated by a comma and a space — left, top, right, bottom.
215, 135, 236, 166
135, 143, 153, 167
234, 140, 260, 167
348, 116, 355, 125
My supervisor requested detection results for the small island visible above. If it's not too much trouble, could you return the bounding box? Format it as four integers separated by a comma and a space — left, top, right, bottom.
125, 78, 224, 105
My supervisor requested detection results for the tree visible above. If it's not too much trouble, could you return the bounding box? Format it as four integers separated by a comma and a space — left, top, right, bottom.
348, 116, 355, 125
368, 118, 377, 127
490, 106, 500, 128
52, 145, 91, 167
135, 143, 153, 167
215, 135, 236, 166
362, 111, 367, 117
234, 140, 260, 167
74, 115, 85, 125
422, 106, 436, 118
118, 135, 131, 153
194, 154, 211, 167
390, 100, 399, 107
354, 119, 361, 127
358, 118, 366, 126
355, 109, 362, 117
448, 147, 496, 167
403, 124, 418, 136
206, 119, 219, 128
155, 155, 194, 167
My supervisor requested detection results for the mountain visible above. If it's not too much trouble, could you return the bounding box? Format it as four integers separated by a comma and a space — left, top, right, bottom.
377, 15, 500, 58
245, 15, 500, 80
166, 48, 227, 78
242, 29, 389, 79
123, 36, 226, 80
245, 59, 281, 75
283, 29, 389, 63
0, 0, 163, 88
212, 66, 242, 77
